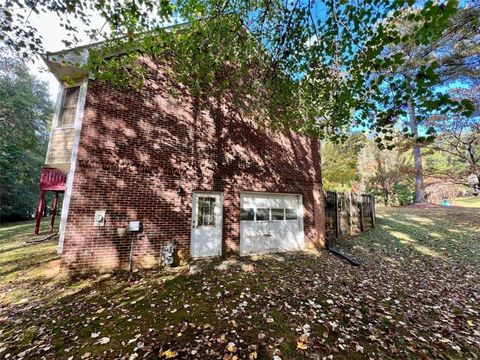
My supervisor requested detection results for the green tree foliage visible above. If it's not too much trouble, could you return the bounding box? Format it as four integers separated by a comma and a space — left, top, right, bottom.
377, 1, 479, 203
0, 54, 53, 221
429, 3, 480, 82
392, 182, 415, 205
321, 133, 366, 191
1, 0, 471, 143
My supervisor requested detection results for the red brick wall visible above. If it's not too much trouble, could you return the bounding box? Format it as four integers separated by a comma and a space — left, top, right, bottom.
61, 58, 325, 272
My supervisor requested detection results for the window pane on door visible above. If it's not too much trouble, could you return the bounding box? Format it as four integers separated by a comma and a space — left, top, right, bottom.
240, 208, 254, 221
271, 208, 285, 220
197, 196, 216, 226
256, 208, 270, 221
285, 208, 297, 220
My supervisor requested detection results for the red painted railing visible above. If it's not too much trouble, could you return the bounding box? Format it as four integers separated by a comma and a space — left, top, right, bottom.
39, 166, 67, 191
35, 167, 67, 234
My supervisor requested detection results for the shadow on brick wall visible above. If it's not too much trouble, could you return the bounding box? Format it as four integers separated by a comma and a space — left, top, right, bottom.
61, 57, 323, 272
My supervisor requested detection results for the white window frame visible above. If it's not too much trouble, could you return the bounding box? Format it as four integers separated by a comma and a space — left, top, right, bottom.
55, 84, 81, 129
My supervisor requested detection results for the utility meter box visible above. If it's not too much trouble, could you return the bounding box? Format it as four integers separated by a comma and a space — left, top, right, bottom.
129, 220, 141, 232
94, 210, 106, 227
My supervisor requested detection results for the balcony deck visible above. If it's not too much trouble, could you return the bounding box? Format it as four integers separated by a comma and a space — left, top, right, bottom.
35, 167, 67, 235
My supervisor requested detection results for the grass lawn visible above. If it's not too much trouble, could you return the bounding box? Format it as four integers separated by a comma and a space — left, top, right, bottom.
453, 196, 480, 208
0, 206, 479, 359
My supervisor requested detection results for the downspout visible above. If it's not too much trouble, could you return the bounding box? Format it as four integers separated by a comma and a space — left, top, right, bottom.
326, 239, 361, 267
128, 235, 135, 272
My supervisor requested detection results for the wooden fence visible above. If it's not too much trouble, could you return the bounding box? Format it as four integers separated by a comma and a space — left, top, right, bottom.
325, 191, 376, 247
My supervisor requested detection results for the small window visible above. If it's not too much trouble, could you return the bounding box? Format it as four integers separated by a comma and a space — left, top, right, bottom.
285, 208, 298, 220
271, 208, 285, 221
256, 208, 270, 221
57, 86, 80, 127
240, 208, 254, 221
197, 196, 216, 226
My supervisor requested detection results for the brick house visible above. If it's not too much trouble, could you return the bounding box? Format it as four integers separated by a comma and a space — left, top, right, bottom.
40, 46, 326, 272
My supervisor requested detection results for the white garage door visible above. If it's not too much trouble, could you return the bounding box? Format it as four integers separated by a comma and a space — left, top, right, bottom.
240, 193, 304, 255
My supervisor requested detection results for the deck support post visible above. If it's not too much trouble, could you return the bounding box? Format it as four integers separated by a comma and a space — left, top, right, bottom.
35, 190, 46, 235
50, 192, 59, 233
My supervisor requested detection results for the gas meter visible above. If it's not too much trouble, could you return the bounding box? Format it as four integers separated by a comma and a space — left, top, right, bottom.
160, 240, 175, 268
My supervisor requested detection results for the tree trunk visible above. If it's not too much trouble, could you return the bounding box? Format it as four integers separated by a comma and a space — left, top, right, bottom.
407, 99, 425, 203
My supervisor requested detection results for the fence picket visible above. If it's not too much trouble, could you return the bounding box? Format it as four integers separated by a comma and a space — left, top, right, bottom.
324, 191, 375, 241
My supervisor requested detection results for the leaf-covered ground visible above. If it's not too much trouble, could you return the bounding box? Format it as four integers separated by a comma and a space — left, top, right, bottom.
0, 206, 479, 359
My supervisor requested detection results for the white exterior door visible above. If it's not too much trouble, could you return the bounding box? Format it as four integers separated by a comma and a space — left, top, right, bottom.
240, 193, 304, 255
191, 192, 223, 258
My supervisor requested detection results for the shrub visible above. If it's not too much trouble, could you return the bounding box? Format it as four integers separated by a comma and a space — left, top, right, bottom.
393, 182, 415, 206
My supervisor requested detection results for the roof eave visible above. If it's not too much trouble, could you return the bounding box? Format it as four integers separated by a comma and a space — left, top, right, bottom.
42, 47, 90, 82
